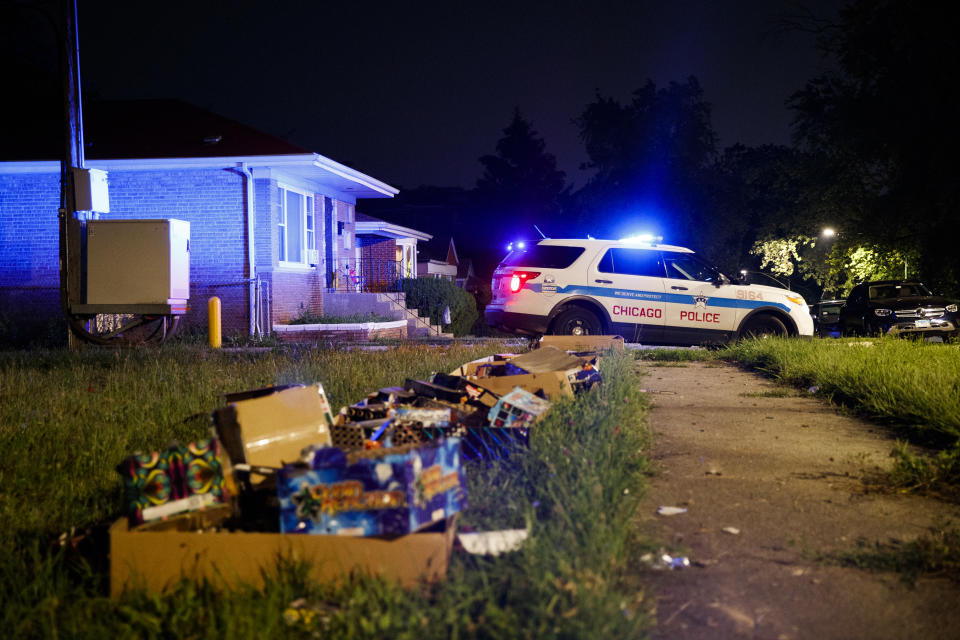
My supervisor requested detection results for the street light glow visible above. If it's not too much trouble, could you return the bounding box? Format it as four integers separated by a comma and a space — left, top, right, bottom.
822, 227, 836, 238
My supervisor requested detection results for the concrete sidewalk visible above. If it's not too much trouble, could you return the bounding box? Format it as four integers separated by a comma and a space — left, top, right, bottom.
637, 361, 960, 640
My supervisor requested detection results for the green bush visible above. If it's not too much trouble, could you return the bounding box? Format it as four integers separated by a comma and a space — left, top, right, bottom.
401, 278, 478, 336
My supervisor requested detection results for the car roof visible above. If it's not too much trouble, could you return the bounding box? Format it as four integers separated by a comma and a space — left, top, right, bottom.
537, 238, 694, 253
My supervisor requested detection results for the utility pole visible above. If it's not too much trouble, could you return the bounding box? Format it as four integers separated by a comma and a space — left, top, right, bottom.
59, 0, 85, 345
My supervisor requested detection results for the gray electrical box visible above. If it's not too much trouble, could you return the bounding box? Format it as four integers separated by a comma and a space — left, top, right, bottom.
85, 219, 190, 308
72, 167, 110, 212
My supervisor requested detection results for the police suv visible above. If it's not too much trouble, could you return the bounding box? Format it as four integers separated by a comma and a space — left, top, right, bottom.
484, 238, 814, 344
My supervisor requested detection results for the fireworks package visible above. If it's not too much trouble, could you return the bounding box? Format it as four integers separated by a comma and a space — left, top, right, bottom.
277, 438, 466, 536
117, 438, 228, 525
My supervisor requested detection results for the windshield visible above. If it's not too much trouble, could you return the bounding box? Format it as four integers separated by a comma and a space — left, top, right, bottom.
868, 283, 932, 299
663, 253, 724, 283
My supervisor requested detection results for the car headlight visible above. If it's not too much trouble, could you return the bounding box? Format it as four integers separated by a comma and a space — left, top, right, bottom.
874, 308, 892, 317
947, 304, 958, 313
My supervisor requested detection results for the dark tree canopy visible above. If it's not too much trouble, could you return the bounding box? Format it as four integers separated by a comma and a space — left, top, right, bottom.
572, 77, 718, 245
789, 0, 960, 293
474, 108, 568, 238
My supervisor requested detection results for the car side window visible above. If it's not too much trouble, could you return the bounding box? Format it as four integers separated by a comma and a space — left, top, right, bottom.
597, 248, 665, 277
663, 253, 719, 282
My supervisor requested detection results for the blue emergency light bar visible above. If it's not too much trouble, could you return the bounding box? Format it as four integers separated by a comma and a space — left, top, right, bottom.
619, 233, 663, 244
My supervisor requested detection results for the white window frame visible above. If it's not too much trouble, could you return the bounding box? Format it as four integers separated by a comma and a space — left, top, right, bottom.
278, 184, 315, 267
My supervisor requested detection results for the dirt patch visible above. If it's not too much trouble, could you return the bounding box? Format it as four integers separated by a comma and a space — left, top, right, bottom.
638, 362, 960, 640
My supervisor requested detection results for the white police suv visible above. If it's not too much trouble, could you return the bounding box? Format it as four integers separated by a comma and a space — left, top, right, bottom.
484, 238, 814, 344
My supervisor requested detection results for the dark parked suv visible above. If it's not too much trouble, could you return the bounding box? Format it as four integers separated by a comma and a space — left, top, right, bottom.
811, 299, 845, 338
839, 280, 959, 339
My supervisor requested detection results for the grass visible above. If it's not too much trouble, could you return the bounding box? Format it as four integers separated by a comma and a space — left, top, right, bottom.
721, 336, 960, 502
721, 338, 960, 441
0, 344, 654, 638
827, 521, 960, 584
632, 348, 715, 362
739, 389, 796, 398
288, 311, 397, 325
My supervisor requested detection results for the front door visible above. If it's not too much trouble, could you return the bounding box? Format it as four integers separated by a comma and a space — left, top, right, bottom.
661, 252, 737, 343
588, 247, 666, 342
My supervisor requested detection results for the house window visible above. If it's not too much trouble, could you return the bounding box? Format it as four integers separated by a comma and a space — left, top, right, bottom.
305, 198, 315, 252
278, 185, 314, 265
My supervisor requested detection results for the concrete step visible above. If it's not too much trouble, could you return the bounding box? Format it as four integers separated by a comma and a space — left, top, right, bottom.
406, 318, 435, 334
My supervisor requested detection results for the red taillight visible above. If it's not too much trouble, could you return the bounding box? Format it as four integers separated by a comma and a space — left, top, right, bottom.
508, 271, 540, 293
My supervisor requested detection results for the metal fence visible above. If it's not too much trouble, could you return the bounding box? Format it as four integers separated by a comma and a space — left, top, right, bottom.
328, 259, 405, 293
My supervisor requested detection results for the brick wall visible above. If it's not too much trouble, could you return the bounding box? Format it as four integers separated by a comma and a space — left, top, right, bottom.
0, 168, 252, 337
0, 166, 366, 340
265, 269, 325, 323
0, 174, 61, 287
104, 168, 250, 334
358, 237, 395, 257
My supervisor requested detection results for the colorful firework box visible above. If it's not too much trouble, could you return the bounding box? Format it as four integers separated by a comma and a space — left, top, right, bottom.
277, 438, 466, 536
487, 387, 552, 428
117, 438, 227, 525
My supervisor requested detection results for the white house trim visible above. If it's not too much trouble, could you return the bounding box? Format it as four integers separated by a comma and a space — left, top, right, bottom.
355, 219, 432, 242
0, 154, 398, 201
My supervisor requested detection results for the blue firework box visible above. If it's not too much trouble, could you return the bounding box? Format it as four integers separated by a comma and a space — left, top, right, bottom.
278, 438, 466, 536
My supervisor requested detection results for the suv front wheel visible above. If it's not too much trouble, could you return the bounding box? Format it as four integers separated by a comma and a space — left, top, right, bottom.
740, 314, 788, 339
551, 307, 602, 336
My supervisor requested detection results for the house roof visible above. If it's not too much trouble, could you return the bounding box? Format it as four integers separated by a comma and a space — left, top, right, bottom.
86, 100, 313, 159
1, 99, 398, 200
355, 212, 432, 241
417, 236, 459, 265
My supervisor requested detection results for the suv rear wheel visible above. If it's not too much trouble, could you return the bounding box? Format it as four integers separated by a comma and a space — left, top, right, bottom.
551, 307, 602, 336
740, 314, 787, 339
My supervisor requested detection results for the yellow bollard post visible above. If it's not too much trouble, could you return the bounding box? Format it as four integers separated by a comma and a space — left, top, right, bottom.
208, 296, 222, 348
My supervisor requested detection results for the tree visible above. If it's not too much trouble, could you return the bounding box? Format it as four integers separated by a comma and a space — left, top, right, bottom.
474, 108, 568, 242
571, 77, 719, 248
789, 0, 960, 294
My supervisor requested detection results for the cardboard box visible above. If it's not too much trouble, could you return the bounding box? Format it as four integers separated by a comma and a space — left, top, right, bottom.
467, 370, 573, 400
449, 357, 512, 377
109, 507, 456, 596
505, 346, 585, 374
538, 335, 625, 353
277, 438, 466, 536
213, 384, 334, 473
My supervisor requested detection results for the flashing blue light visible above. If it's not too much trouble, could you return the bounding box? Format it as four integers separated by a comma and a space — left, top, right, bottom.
507, 242, 513, 251
619, 233, 662, 244
517, 241, 526, 249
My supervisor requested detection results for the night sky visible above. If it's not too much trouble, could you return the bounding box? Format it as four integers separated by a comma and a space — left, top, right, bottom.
10, 0, 841, 190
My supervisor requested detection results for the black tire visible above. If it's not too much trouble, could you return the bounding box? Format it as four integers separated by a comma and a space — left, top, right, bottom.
550, 307, 602, 336
739, 314, 788, 339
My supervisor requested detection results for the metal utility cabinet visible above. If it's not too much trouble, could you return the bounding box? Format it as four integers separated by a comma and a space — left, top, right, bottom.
78, 219, 190, 315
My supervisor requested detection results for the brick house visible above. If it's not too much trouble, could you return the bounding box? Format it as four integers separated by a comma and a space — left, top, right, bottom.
354, 212, 431, 291
0, 100, 398, 337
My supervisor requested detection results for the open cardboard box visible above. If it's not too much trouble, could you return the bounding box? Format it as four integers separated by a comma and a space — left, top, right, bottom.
109, 506, 457, 596
468, 370, 573, 400
538, 334, 625, 353
213, 384, 334, 482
